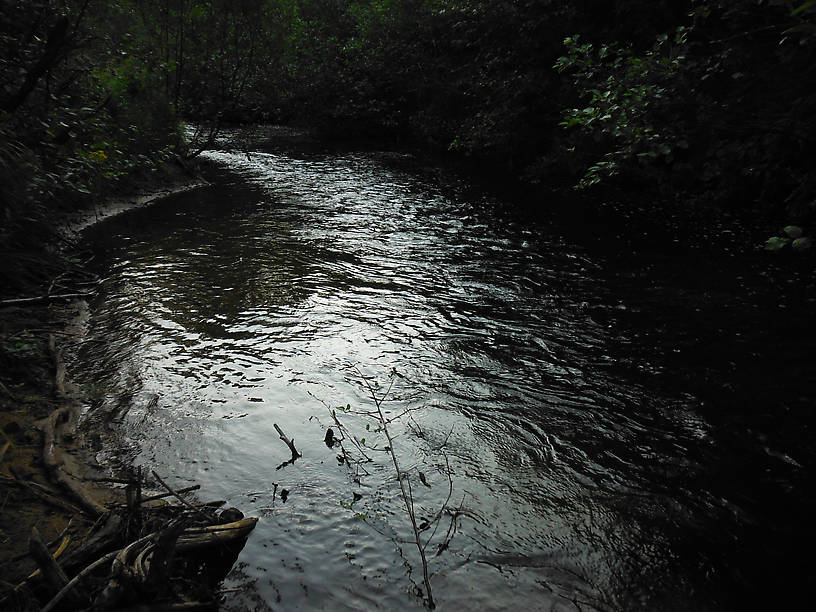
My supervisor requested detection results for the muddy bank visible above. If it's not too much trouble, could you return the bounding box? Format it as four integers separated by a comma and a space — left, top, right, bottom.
0, 158, 252, 610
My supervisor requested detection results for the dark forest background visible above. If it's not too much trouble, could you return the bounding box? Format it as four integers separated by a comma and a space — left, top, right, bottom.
3, 0, 816, 267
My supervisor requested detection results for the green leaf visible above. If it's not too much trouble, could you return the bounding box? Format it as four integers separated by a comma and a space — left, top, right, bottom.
792, 237, 813, 252
366, 423, 370, 431
765, 236, 791, 251
784, 225, 803, 239
793, 1, 816, 16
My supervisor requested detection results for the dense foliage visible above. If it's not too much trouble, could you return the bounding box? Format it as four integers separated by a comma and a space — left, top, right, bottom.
2, 0, 815, 267
261, 0, 816, 229
1, 0, 180, 293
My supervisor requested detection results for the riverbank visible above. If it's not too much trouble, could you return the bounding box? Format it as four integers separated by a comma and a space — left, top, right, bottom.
0, 158, 218, 608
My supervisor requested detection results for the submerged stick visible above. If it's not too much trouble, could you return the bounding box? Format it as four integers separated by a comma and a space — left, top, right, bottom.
273, 423, 301, 468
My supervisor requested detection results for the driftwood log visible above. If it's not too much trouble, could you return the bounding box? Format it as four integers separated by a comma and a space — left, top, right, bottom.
176, 518, 259, 551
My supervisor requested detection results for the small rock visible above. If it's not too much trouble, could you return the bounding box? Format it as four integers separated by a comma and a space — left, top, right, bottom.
219, 507, 244, 524
3, 420, 21, 434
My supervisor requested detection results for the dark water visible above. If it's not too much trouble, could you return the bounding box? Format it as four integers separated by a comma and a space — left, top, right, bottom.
77, 128, 816, 610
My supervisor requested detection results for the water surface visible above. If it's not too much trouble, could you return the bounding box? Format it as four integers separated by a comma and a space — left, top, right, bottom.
77, 128, 816, 610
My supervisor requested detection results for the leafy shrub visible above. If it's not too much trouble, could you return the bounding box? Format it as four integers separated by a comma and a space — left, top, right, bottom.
554, 29, 689, 189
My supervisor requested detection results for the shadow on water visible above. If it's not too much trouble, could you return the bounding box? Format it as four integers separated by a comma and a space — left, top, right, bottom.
75, 128, 816, 611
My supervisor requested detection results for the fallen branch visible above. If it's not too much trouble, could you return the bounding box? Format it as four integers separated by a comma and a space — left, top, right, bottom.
134, 521, 186, 595
0, 292, 93, 308
92, 528, 165, 610
8, 517, 75, 566
116, 601, 218, 611
57, 512, 123, 573
49, 518, 75, 550
25, 535, 71, 581
6, 468, 84, 515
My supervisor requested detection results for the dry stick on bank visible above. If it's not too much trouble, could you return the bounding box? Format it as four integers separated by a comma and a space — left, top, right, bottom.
5, 467, 85, 515
151, 471, 210, 521
28, 527, 71, 596
140, 483, 201, 503
0, 292, 94, 307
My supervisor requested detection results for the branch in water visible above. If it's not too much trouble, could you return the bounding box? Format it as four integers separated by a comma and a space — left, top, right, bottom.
273, 423, 301, 469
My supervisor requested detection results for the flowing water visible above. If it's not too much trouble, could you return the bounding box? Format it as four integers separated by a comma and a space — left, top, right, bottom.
76, 127, 816, 610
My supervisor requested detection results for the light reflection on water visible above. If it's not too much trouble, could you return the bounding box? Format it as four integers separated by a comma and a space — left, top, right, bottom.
75, 133, 795, 611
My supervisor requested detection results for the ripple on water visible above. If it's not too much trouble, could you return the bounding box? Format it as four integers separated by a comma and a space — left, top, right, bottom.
74, 138, 798, 611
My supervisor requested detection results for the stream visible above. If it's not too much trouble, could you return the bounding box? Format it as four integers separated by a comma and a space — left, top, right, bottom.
76, 127, 816, 611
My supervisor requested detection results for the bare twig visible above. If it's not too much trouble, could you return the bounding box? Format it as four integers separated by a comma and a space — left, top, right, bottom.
48, 518, 75, 550
422, 455, 455, 555
140, 483, 200, 503
331, 410, 373, 464
355, 368, 436, 609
